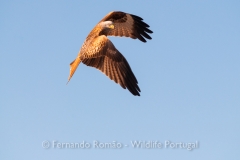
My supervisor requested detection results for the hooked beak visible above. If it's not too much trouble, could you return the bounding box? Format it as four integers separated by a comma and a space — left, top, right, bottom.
109, 24, 114, 29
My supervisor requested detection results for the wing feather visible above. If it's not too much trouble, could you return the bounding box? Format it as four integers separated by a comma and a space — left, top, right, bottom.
109, 60, 115, 81
100, 11, 153, 42
107, 57, 111, 78
81, 36, 140, 96
114, 62, 125, 88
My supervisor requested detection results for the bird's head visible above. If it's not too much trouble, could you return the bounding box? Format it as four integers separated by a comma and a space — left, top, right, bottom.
99, 21, 114, 30
97, 21, 114, 36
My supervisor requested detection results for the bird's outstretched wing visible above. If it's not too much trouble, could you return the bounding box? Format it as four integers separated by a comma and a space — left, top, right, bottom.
80, 36, 141, 96
100, 11, 153, 42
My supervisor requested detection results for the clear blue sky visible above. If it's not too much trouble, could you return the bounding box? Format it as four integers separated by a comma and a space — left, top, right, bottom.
1, 0, 239, 159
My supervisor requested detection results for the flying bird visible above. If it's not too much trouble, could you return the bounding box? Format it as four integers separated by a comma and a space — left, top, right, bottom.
67, 11, 153, 96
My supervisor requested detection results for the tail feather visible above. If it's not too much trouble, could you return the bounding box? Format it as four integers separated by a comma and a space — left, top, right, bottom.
67, 57, 81, 84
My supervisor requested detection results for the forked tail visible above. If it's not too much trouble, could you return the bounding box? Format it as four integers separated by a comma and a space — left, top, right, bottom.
67, 57, 81, 84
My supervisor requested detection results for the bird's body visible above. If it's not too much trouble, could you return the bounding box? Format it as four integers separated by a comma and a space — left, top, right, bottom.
67, 11, 153, 96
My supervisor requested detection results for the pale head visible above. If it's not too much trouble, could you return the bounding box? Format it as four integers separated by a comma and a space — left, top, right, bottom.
99, 21, 114, 29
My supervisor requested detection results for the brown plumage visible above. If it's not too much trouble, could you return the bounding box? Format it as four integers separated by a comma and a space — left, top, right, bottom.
67, 11, 153, 96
